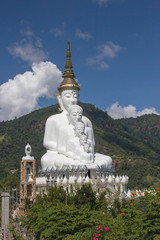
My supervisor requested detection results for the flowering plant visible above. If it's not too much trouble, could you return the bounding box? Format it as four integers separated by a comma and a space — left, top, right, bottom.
120, 212, 125, 216
90, 225, 109, 240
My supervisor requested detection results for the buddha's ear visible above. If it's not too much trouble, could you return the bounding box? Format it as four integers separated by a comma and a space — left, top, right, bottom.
55, 93, 64, 112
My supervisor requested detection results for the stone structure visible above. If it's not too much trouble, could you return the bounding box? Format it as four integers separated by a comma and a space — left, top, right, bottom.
36, 41, 129, 195
1, 192, 10, 239
19, 144, 36, 216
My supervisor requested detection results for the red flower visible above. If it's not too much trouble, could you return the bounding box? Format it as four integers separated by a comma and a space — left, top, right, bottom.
156, 188, 160, 191
95, 226, 99, 230
131, 192, 137, 196
95, 233, 100, 237
130, 203, 133, 206
94, 238, 98, 240
103, 227, 109, 232
120, 212, 125, 216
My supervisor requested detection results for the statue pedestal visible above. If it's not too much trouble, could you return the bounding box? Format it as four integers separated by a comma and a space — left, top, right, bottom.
41, 150, 113, 172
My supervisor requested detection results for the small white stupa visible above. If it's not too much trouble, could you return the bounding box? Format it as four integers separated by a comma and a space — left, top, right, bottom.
23, 144, 34, 160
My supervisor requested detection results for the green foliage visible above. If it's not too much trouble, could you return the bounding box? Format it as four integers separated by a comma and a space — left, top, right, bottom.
95, 190, 108, 211
44, 185, 66, 204
0, 104, 59, 180
74, 184, 96, 209
0, 175, 19, 191
9, 224, 25, 240
20, 186, 160, 240
21, 187, 100, 239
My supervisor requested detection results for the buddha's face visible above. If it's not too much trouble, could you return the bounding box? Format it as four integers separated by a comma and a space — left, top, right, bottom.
75, 122, 85, 137
79, 135, 87, 146
69, 108, 82, 125
84, 143, 89, 153
61, 90, 79, 111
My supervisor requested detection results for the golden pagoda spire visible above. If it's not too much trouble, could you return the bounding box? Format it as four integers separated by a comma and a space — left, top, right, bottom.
58, 41, 80, 93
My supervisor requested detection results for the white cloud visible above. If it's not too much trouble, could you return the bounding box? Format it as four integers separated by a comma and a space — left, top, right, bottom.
50, 23, 66, 37
106, 102, 160, 119
8, 43, 47, 64
87, 41, 124, 69
0, 61, 62, 121
51, 28, 64, 37
92, 0, 112, 7
98, 41, 123, 59
75, 29, 92, 40
87, 58, 109, 69
8, 30, 47, 64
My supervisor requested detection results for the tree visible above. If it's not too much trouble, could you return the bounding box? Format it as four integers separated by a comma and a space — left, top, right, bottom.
74, 184, 96, 209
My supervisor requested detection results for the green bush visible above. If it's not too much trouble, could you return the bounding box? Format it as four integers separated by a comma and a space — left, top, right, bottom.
20, 186, 160, 240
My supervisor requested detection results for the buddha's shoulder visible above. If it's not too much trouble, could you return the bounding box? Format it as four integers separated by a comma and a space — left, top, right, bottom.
82, 115, 92, 125
46, 112, 67, 123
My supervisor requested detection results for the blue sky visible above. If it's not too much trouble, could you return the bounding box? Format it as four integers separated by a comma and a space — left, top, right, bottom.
0, 0, 160, 121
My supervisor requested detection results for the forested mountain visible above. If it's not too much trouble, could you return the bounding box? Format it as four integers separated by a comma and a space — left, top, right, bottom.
0, 103, 160, 189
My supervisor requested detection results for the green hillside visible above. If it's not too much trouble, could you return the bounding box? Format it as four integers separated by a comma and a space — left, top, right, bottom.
0, 103, 160, 189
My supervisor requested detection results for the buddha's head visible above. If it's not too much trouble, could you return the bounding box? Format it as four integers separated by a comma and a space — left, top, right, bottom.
68, 104, 83, 125
74, 121, 85, 137
56, 41, 80, 112
79, 134, 88, 146
83, 143, 90, 153
62, 90, 79, 111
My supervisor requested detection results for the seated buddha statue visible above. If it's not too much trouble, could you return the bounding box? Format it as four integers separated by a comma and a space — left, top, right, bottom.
41, 41, 112, 171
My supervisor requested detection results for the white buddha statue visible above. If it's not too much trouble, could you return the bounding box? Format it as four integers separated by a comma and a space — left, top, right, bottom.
74, 121, 85, 137
67, 104, 83, 125
41, 41, 112, 171
65, 105, 84, 159
81, 143, 93, 163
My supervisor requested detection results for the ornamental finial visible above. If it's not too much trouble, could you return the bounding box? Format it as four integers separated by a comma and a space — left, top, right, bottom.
58, 41, 80, 94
